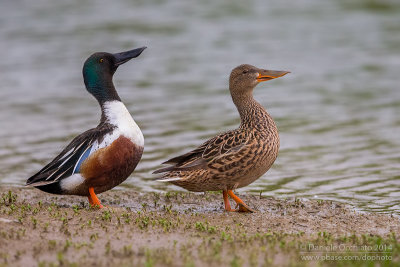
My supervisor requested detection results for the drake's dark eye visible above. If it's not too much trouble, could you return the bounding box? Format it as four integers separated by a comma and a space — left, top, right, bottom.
99, 58, 104, 63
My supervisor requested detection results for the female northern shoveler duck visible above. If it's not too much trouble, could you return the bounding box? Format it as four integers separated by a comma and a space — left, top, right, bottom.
26, 47, 147, 208
154, 64, 289, 212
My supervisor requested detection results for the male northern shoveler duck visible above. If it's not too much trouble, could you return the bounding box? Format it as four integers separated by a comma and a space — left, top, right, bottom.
154, 64, 289, 212
26, 47, 147, 208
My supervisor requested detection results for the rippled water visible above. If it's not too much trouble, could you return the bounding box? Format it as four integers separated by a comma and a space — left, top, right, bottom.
1, 0, 399, 214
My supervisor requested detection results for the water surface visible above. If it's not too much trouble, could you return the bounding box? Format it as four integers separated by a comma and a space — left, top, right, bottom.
0, 0, 399, 214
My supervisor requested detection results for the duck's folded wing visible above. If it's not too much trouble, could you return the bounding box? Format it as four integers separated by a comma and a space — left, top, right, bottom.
201, 131, 253, 170
154, 130, 251, 174
26, 128, 105, 186
152, 139, 213, 174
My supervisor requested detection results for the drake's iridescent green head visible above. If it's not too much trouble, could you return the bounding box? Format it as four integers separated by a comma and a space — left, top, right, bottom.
82, 47, 146, 104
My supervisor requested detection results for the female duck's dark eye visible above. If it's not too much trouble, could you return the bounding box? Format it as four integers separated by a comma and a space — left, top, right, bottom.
99, 58, 104, 63
243, 70, 248, 74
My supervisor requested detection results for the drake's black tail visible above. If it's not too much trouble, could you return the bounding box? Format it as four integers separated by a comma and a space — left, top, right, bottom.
33, 182, 63, 195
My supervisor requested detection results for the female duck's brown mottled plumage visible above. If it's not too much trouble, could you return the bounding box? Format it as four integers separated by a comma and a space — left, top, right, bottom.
154, 64, 289, 212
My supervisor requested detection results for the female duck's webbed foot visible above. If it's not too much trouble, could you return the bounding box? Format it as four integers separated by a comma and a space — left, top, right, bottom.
223, 190, 255, 213
88, 187, 104, 209
235, 203, 255, 213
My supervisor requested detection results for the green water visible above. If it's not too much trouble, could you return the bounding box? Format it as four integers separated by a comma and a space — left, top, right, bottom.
0, 0, 399, 214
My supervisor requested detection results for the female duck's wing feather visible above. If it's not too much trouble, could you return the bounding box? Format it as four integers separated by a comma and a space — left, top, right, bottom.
154, 129, 251, 174
26, 124, 114, 186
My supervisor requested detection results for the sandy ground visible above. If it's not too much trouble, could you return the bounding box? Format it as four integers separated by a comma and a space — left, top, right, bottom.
0, 186, 399, 266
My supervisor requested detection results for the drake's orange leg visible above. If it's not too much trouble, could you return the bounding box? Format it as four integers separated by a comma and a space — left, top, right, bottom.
223, 190, 235, 212
88, 195, 94, 206
227, 190, 255, 213
89, 187, 103, 208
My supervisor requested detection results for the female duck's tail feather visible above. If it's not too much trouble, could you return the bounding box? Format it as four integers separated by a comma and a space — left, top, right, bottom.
155, 177, 182, 182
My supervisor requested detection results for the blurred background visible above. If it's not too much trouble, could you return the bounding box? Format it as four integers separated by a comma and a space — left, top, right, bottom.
0, 0, 399, 214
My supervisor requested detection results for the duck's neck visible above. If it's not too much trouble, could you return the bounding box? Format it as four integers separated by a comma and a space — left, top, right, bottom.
87, 83, 121, 106
86, 81, 122, 124
231, 88, 272, 129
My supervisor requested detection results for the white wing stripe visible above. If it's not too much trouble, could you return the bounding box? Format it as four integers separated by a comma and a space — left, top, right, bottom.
156, 177, 182, 182
58, 153, 75, 168
58, 148, 74, 161
54, 169, 69, 182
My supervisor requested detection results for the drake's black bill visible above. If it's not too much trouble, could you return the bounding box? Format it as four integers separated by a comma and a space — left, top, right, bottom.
113, 46, 147, 66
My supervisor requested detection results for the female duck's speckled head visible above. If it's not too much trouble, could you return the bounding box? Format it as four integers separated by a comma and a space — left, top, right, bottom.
82, 47, 146, 103
229, 64, 290, 95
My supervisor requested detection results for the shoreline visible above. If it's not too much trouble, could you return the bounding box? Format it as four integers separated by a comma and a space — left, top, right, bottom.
0, 186, 399, 266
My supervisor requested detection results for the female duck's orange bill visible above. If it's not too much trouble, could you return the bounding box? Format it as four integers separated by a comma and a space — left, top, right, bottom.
257, 70, 290, 82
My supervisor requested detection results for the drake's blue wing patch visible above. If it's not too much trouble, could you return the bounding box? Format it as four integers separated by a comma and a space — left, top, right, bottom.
73, 146, 93, 174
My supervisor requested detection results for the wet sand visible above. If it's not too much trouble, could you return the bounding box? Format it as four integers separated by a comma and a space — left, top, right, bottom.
0, 186, 399, 266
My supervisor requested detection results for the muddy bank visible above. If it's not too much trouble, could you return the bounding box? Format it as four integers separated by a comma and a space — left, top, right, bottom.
0, 186, 399, 266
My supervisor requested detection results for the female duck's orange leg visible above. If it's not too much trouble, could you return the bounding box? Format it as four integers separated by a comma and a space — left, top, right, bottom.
227, 190, 255, 213
223, 190, 235, 212
88, 187, 103, 208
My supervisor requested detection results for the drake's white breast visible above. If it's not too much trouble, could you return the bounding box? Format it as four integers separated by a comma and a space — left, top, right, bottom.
102, 100, 144, 147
